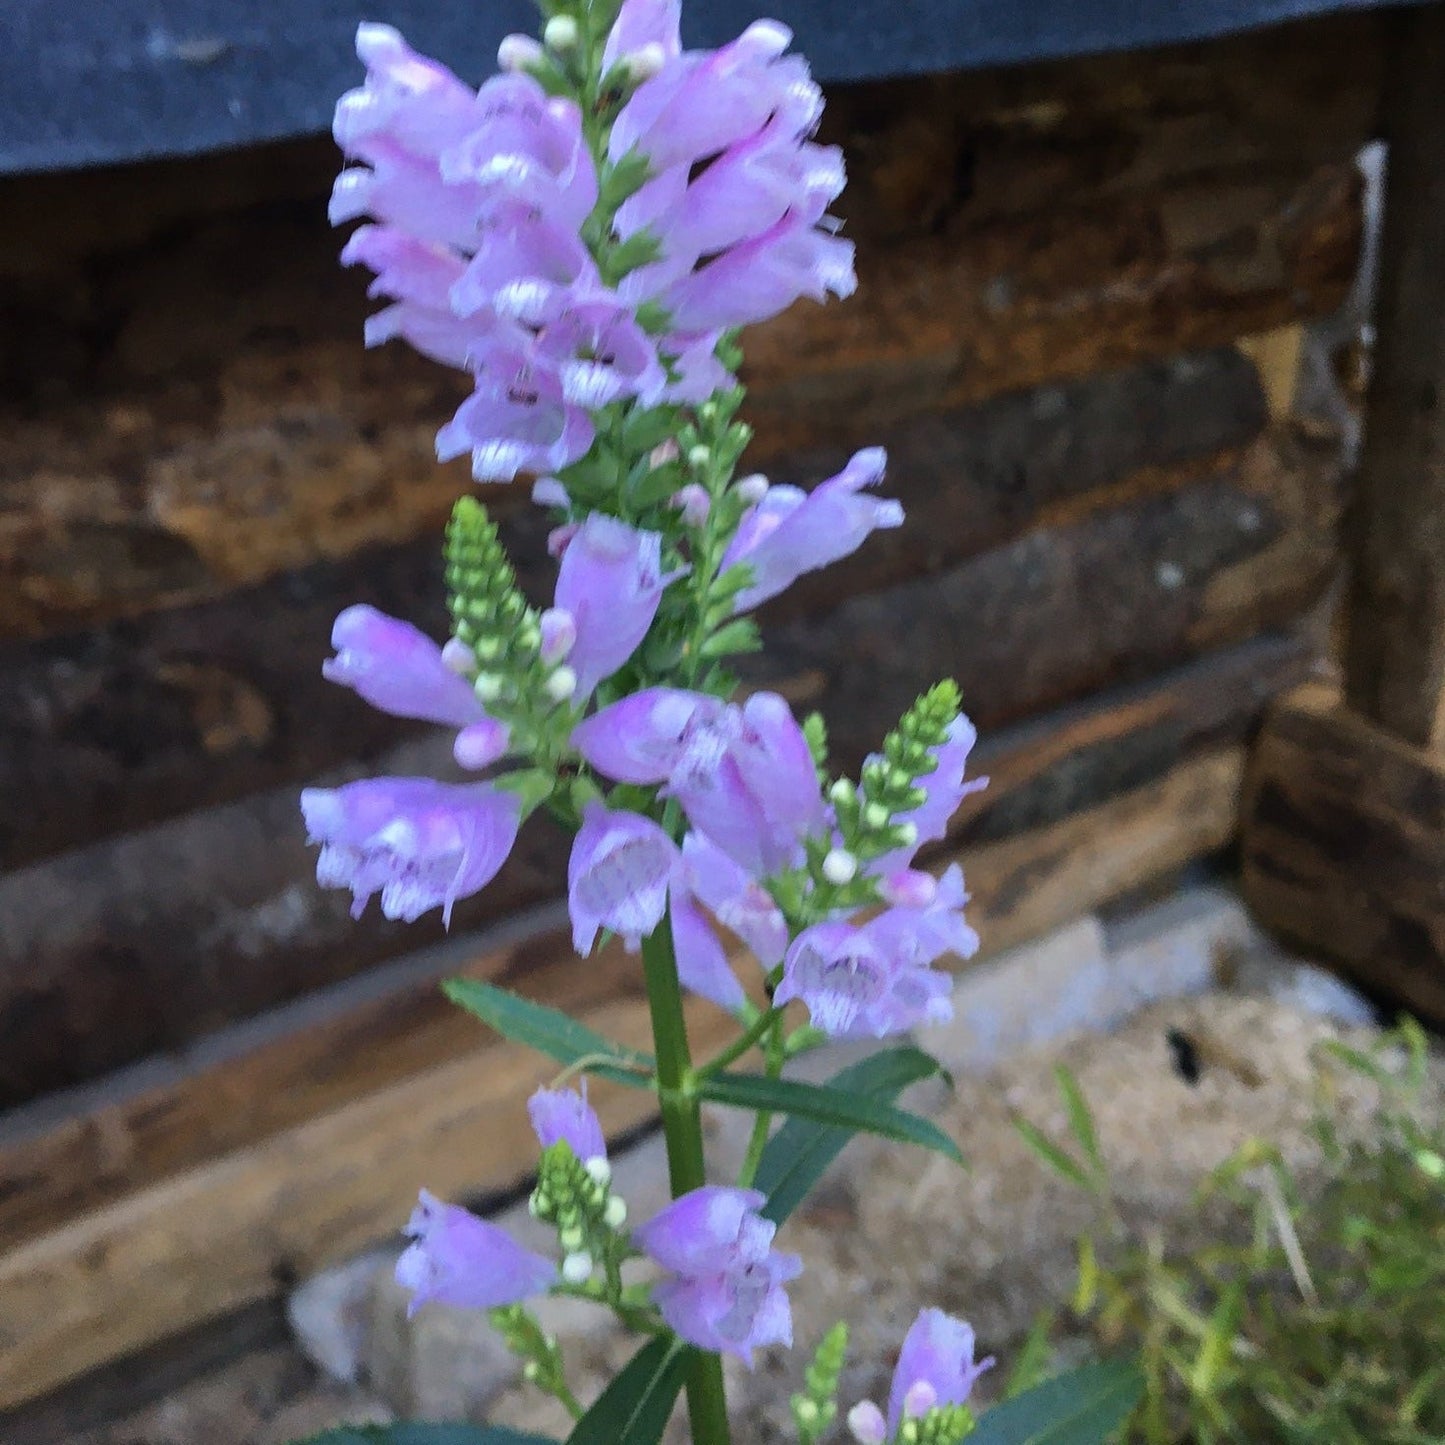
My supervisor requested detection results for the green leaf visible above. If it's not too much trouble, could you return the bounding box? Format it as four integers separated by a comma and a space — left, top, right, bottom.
1054, 1067, 1105, 1180
443, 979, 653, 1086
1012, 1116, 1095, 1192
698, 1065, 962, 1170
565, 1335, 691, 1445
969, 1359, 1144, 1445
298, 1425, 557, 1445
753, 1047, 950, 1222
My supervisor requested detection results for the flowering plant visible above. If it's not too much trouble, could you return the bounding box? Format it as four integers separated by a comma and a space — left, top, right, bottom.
302, 2, 1142, 1442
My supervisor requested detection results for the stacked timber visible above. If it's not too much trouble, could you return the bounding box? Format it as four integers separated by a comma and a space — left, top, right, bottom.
0, 11, 1379, 1417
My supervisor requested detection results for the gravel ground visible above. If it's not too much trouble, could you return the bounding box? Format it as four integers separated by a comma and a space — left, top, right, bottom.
66, 984, 1430, 1445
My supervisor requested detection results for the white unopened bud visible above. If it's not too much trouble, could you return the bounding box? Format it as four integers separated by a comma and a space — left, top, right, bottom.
628, 41, 667, 81
846, 1400, 887, 1445
735, 473, 769, 505
583, 1156, 612, 1187
453, 719, 509, 771
673, 482, 711, 526
440, 637, 476, 675
829, 777, 857, 806
475, 673, 505, 704
822, 848, 858, 885
893, 821, 919, 848
687, 443, 711, 471
603, 1195, 628, 1229
539, 607, 577, 664
545, 665, 578, 702
543, 15, 579, 51
561, 1251, 593, 1284
498, 33, 545, 71
902, 1379, 938, 1419
863, 801, 890, 830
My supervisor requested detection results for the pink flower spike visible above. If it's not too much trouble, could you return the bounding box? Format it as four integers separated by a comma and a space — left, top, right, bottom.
635, 1186, 801, 1365
528, 1084, 607, 1162
886, 1309, 994, 1435
323, 605, 489, 728
553, 516, 685, 698
567, 805, 680, 954
394, 1190, 555, 1316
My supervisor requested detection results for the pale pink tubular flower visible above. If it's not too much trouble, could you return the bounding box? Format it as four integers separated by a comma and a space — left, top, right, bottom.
567, 804, 680, 955
553, 516, 684, 698
395, 1190, 555, 1315
301, 777, 521, 925
885, 1309, 994, 1434
602, 0, 682, 73
322, 604, 489, 728
528, 1084, 607, 1162
721, 447, 902, 612
635, 1186, 802, 1364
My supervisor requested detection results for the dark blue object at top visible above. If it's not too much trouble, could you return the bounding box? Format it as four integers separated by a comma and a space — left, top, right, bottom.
1, 0, 1411, 175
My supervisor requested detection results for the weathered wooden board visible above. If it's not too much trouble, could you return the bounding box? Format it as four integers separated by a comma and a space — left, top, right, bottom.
746, 427, 1341, 745
0, 431, 1332, 1101
0, 632, 1307, 1237
1342, 7, 1445, 750
1241, 683, 1445, 1023
0, 349, 1267, 873
744, 160, 1360, 458
0, 747, 1245, 1414
0, 20, 1368, 645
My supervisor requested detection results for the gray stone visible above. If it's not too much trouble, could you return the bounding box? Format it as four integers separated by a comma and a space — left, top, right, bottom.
286, 1245, 398, 1385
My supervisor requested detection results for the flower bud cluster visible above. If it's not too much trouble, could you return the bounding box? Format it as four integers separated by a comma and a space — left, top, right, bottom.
791, 1320, 849, 1444
529, 1140, 628, 1286
442, 497, 554, 716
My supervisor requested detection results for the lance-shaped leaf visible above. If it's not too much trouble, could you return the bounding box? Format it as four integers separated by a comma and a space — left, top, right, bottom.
443, 978, 653, 1086
753, 1046, 950, 1222
565, 1334, 691, 1445
696, 1067, 962, 1165
968, 1359, 1144, 1445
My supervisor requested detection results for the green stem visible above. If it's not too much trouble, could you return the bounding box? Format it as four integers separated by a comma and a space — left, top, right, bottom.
735, 1014, 787, 1189
696, 1004, 777, 1080
640, 908, 732, 1445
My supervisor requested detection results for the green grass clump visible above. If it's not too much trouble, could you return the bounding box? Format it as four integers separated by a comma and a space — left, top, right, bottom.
1013, 1021, 1445, 1444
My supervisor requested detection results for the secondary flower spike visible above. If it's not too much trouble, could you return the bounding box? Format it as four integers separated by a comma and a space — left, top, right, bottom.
395, 1190, 555, 1315
301, 778, 520, 925
635, 1186, 802, 1364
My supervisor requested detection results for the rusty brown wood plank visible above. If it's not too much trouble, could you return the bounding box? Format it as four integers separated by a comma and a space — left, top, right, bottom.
0, 350, 1267, 874
0, 747, 1245, 1414
1241, 682, 1445, 1023
1343, 7, 1445, 749
0, 632, 1307, 1238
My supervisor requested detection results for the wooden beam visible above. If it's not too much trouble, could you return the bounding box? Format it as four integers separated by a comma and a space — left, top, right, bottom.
0, 15, 1374, 646
0, 634, 1306, 1246
0, 747, 1245, 1413
1343, 6, 1445, 749
0, 608, 1313, 1110
746, 428, 1340, 743
0, 348, 1265, 874
1241, 682, 1445, 1023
